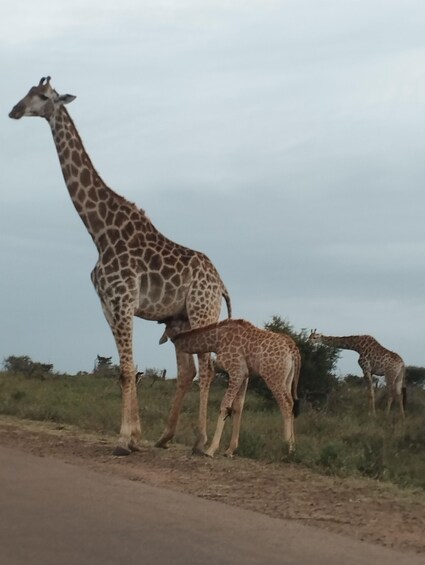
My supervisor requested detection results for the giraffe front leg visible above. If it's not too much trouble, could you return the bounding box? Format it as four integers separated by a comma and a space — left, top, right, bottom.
108, 313, 141, 456
364, 371, 376, 417
224, 379, 248, 457
205, 368, 247, 458
155, 350, 196, 448
114, 361, 141, 456
192, 353, 214, 455
204, 414, 226, 458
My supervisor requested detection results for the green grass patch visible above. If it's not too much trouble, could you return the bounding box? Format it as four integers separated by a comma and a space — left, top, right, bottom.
1, 372, 424, 490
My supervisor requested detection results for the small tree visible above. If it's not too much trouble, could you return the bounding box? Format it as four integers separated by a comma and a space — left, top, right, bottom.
3, 355, 34, 374
3, 355, 54, 377
93, 355, 119, 378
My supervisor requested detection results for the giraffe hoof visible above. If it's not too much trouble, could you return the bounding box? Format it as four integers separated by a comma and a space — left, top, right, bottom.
129, 442, 141, 452
154, 440, 170, 449
191, 446, 207, 456
112, 445, 132, 457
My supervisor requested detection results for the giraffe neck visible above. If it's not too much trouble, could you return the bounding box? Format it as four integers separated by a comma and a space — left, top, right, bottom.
174, 323, 221, 354
47, 106, 138, 247
320, 335, 364, 353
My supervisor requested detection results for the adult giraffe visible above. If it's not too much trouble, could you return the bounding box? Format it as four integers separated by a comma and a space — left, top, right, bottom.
309, 331, 406, 418
9, 76, 231, 455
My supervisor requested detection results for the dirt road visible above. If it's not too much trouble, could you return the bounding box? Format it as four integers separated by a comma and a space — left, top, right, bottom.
0, 416, 424, 563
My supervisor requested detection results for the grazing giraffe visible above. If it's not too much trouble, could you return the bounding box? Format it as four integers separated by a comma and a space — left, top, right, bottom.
308, 331, 406, 418
9, 76, 231, 455
160, 318, 301, 456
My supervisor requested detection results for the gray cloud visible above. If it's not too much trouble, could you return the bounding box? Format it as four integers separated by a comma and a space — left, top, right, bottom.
2, 0, 425, 379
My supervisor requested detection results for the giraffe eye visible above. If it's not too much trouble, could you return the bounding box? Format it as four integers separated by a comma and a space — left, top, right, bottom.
39, 94, 49, 101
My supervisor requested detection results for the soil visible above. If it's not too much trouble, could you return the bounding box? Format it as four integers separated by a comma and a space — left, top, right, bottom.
1, 415, 424, 556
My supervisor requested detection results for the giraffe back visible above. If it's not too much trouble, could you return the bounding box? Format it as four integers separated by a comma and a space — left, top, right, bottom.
355, 336, 404, 376
222, 320, 299, 378
171, 319, 300, 385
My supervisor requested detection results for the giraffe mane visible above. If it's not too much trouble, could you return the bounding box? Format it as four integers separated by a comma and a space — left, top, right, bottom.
61, 106, 144, 215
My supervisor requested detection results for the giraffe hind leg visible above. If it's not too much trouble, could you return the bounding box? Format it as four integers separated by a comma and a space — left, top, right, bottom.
266, 376, 295, 453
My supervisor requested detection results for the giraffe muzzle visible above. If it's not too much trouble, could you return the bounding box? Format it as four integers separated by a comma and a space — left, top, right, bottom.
9, 105, 24, 119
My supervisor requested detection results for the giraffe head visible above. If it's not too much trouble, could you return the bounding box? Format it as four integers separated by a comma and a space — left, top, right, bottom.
158, 318, 188, 345
308, 329, 323, 345
9, 76, 76, 120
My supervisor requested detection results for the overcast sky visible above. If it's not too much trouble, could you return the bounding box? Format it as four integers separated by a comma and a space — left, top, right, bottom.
2, 0, 425, 379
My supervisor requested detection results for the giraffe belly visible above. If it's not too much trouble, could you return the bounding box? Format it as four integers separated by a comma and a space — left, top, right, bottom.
134, 294, 187, 322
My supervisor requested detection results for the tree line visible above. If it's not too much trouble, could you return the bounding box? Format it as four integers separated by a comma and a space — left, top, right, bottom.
3, 315, 425, 396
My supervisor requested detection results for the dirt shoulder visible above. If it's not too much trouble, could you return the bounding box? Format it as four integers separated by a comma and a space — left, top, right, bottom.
0, 415, 424, 555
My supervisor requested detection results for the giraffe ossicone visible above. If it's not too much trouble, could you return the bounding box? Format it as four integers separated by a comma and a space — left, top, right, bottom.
9, 76, 232, 455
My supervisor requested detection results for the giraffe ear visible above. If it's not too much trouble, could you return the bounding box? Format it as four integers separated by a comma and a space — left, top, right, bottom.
57, 94, 76, 105
159, 330, 168, 345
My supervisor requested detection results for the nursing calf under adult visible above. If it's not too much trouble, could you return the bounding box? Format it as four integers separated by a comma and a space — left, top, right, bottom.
160, 318, 301, 456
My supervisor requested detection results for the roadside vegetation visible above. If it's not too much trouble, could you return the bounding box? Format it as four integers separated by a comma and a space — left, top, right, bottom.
1, 316, 424, 491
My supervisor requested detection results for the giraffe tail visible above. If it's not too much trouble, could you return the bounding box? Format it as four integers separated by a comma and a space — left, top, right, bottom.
292, 353, 301, 418
222, 285, 232, 318
402, 366, 407, 410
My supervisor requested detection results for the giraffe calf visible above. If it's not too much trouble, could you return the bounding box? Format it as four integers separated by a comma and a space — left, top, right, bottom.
160, 318, 301, 457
